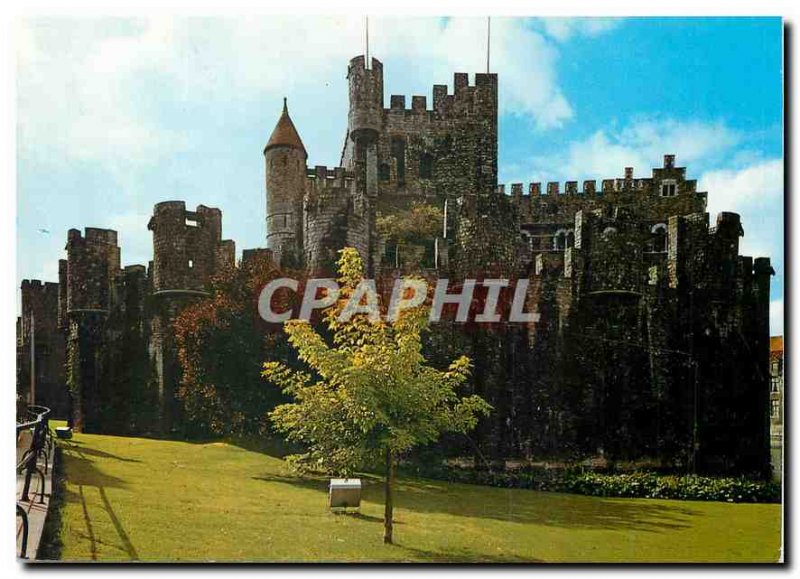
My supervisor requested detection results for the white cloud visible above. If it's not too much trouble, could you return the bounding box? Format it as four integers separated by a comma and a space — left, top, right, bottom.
17, 16, 620, 169
770, 299, 784, 336
515, 117, 740, 183
542, 18, 621, 42
700, 158, 783, 262
702, 159, 783, 217
17, 19, 192, 168
374, 17, 576, 128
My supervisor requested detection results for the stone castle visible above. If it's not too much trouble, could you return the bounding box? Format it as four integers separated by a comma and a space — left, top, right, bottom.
18, 53, 774, 474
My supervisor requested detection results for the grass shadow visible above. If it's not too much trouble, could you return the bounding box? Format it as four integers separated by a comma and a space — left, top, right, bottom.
251, 469, 698, 534
58, 441, 129, 490
98, 487, 139, 560
55, 439, 141, 561
71, 445, 142, 463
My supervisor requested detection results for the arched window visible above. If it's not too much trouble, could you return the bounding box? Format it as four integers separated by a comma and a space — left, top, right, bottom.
651, 223, 668, 252
378, 163, 390, 182
419, 153, 434, 179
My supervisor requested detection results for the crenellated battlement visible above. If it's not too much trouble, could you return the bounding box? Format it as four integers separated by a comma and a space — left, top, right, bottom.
148, 201, 232, 294
305, 165, 355, 188
67, 227, 118, 246
503, 156, 708, 228
63, 225, 122, 316
501, 180, 604, 198
382, 72, 497, 119
21, 278, 59, 292
304, 166, 358, 217
387, 94, 430, 114
432, 72, 497, 116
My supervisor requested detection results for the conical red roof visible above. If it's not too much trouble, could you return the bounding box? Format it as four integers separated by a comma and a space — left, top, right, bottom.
264, 98, 307, 157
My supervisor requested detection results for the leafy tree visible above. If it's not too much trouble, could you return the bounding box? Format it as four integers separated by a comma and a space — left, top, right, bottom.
174, 252, 293, 438
377, 202, 443, 269
263, 247, 491, 544
376, 202, 443, 243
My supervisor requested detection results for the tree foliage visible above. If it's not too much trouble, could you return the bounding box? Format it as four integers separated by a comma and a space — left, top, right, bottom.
376, 202, 443, 244
174, 252, 292, 438
263, 247, 491, 543
377, 202, 443, 269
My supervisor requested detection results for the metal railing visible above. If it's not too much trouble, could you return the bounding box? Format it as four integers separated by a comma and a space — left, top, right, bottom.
16, 405, 52, 559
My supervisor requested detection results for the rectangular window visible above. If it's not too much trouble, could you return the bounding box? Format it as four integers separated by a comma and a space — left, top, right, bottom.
185, 218, 199, 227
188, 259, 194, 269
419, 153, 433, 179
391, 137, 406, 185
661, 180, 677, 197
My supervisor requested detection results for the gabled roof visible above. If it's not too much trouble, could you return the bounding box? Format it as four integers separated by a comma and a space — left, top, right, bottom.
264, 98, 307, 157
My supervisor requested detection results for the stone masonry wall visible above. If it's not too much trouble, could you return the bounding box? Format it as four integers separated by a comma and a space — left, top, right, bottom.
18, 280, 69, 417
147, 201, 235, 433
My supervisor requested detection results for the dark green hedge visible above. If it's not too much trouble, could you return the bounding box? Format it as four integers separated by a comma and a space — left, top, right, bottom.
556, 471, 780, 503
402, 465, 780, 503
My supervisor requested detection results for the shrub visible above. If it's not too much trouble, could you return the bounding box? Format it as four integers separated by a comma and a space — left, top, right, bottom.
401, 463, 780, 503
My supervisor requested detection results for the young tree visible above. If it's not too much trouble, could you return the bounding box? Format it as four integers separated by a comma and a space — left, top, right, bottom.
263, 248, 491, 544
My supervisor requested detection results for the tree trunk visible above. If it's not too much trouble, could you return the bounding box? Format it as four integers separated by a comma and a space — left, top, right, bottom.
383, 447, 395, 544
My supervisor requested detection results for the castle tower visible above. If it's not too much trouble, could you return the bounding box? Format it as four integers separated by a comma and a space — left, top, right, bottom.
147, 201, 235, 433
347, 56, 382, 204
265, 98, 307, 267
61, 227, 121, 432
347, 55, 383, 141
18, 279, 68, 417
346, 55, 384, 273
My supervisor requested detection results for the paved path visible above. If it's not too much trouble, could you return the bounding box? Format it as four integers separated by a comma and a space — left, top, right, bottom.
16, 434, 55, 561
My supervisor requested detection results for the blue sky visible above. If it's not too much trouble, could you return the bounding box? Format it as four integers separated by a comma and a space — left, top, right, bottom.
16, 16, 784, 332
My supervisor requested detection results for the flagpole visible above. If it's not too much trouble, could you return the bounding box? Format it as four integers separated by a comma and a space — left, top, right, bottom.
487, 17, 491, 73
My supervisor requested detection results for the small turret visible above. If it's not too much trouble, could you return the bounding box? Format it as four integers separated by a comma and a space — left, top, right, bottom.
347, 55, 383, 141
264, 98, 307, 157
264, 98, 307, 265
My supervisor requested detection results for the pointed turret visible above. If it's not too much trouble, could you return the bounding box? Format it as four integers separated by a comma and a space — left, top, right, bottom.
265, 98, 307, 266
264, 98, 307, 158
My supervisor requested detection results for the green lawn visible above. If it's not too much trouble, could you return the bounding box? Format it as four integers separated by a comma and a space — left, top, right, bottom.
49, 429, 782, 563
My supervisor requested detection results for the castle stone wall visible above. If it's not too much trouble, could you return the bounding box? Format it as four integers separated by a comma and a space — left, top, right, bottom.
18, 280, 69, 417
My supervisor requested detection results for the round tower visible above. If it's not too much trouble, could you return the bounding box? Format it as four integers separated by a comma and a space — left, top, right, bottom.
346, 56, 384, 276
264, 98, 307, 266
347, 55, 383, 141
